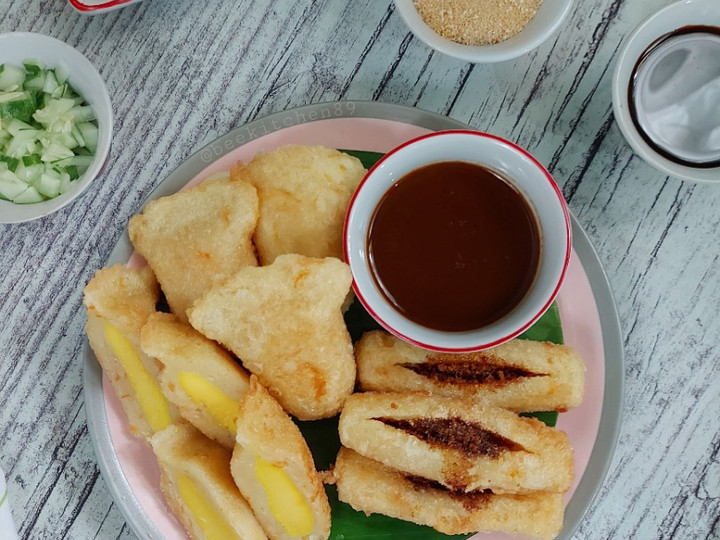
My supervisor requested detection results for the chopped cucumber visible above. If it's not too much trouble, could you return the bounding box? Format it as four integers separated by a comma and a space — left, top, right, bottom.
0, 64, 26, 91
0, 60, 98, 204
0, 91, 36, 123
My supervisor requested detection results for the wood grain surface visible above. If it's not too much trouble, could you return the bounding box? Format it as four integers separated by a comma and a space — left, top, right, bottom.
1, 1, 719, 539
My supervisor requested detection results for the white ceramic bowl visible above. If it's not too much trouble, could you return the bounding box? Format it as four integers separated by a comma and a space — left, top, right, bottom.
0, 32, 113, 224
612, 0, 720, 183
394, 0, 574, 63
344, 130, 571, 352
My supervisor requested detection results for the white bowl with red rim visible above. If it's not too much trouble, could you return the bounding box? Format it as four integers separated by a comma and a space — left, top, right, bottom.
68, 0, 142, 14
343, 130, 571, 352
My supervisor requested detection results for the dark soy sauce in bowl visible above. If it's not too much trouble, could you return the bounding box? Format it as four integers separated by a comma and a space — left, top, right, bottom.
628, 25, 720, 168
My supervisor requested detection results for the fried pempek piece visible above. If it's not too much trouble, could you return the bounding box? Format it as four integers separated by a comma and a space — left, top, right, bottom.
230, 145, 366, 265
356, 330, 585, 412
231, 377, 331, 540
333, 447, 564, 540
83, 264, 181, 440
338, 391, 573, 495
128, 177, 259, 323
150, 424, 267, 540
140, 312, 251, 450
187, 253, 355, 420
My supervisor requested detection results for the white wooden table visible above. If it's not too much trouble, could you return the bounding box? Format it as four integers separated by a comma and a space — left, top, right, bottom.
1, 1, 718, 539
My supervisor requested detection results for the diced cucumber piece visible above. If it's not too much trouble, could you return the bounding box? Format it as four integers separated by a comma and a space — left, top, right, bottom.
23, 60, 43, 77
33, 97, 75, 126
54, 154, 93, 172
42, 70, 59, 94
70, 105, 96, 123
64, 164, 79, 180
0, 91, 36, 122
71, 123, 85, 147
12, 185, 44, 204
54, 62, 70, 85
5, 132, 39, 159
78, 122, 98, 151
0, 64, 26, 91
6, 118, 37, 136
36, 171, 61, 198
16, 162, 43, 183
0, 155, 19, 172
0, 170, 27, 200
40, 141, 74, 162
24, 74, 46, 91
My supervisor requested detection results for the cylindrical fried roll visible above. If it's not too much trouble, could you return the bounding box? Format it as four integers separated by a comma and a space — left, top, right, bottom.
333, 447, 564, 540
338, 392, 573, 494
140, 312, 251, 450
356, 330, 585, 412
231, 377, 331, 540
150, 424, 267, 540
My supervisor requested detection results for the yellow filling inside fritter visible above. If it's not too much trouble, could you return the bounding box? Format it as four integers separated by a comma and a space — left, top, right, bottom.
176, 473, 238, 540
178, 372, 238, 432
104, 322, 172, 432
254, 454, 313, 536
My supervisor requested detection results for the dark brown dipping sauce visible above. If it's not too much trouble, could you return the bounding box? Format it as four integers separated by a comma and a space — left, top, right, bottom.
367, 161, 540, 332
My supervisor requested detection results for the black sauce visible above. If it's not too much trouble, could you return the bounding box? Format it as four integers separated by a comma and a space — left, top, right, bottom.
628, 25, 720, 168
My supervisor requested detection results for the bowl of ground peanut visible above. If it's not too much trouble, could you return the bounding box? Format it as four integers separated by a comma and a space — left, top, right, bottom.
394, 0, 574, 63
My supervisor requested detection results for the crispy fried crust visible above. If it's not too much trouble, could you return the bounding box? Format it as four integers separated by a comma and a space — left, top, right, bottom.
356, 331, 585, 412
230, 377, 331, 540
338, 392, 573, 494
128, 178, 259, 323
140, 312, 251, 449
333, 448, 564, 540
229, 145, 366, 265
83, 264, 180, 439
83, 264, 159, 338
150, 424, 267, 540
187, 254, 355, 420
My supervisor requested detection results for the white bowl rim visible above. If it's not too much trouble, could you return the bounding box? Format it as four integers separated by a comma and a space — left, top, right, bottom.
0, 31, 113, 223
611, 0, 720, 183
343, 129, 572, 352
393, 0, 575, 63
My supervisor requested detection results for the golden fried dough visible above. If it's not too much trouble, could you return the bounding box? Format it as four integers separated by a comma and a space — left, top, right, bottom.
356, 331, 585, 412
140, 312, 251, 449
230, 145, 366, 265
333, 448, 564, 540
230, 377, 331, 540
338, 392, 573, 494
128, 178, 259, 323
150, 424, 267, 540
187, 254, 355, 420
83, 264, 180, 439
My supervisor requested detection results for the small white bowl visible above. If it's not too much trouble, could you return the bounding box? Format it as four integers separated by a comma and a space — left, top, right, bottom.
344, 130, 571, 352
612, 0, 720, 183
394, 0, 574, 63
0, 32, 113, 224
